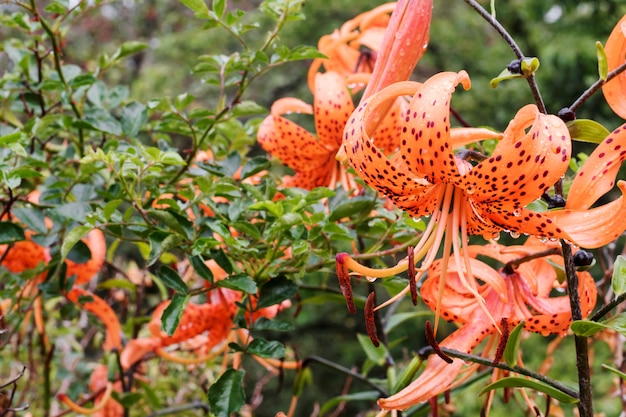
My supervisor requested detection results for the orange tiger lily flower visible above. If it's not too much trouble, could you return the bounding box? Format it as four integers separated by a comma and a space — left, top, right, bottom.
258, 71, 407, 191
602, 13, 626, 118
377, 240, 597, 412
337, 70, 626, 328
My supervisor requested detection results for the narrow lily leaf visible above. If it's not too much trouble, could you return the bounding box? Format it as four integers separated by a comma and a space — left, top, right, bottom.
504, 321, 525, 367
156, 265, 188, 294
571, 313, 626, 337
601, 363, 626, 380
161, 293, 189, 336
478, 377, 578, 404
0, 221, 25, 244
292, 367, 313, 397
208, 369, 245, 417
357, 333, 387, 366
566, 119, 611, 144
596, 41, 608, 81
61, 226, 92, 259
611, 255, 626, 296
392, 355, 423, 393
319, 391, 381, 416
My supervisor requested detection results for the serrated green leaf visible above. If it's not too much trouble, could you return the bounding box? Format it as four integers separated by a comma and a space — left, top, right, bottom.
244, 338, 285, 358
256, 276, 297, 309
356, 333, 387, 366
596, 41, 608, 81
61, 226, 92, 259
504, 321, 525, 367
479, 377, 578, 404
161, 293, 189, 336
216, 274, 257, 294
157, 265, 188, 294
567, 119, 611, 144
0, 221, 25, 244
611, 255, 626, 296
208, 369, 245, 417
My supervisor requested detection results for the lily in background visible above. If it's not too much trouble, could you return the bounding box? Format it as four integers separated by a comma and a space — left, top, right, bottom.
377, 239, 597, 413
602, 13, 626, 119
259, 0, 432, 193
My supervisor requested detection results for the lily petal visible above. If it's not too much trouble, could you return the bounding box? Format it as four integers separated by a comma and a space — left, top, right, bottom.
468, 104, 571, 207
403, 71, 470, 184
66, 288, 122, 352
602, 14, 626, 118
314, 72, 356, 150
566, 123, 626, 210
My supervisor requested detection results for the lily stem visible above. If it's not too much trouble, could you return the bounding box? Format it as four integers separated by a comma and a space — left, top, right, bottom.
569, 60, 626, 114
561, 240, 594, 417
418, 346, 579, 400
589, 291, 626, 322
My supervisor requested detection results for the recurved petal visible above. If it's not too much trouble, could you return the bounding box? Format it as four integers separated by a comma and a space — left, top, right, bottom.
66, 288, 122, 352
258, 101, 331, 173
369, 97, 409, 154
467, 105, 571, 206
566, 122, 626, 210
314, 72, 356, 150
403, 71, 470, 184
281, 159, 336, 190
550, 181, 626, 248
602, 14, 626, 119
479, 204, 567, 241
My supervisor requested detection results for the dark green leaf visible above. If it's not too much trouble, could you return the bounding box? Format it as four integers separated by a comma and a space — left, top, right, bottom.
111, 392, 143, 407
319, 391, 381, 416
52, 202, 91, 221
189, 254, 214, 283
208, 369, 245, 417
239, 156, 270, 180
329, 197, 375, 221
245, 338, 285, 358
250, 317, 293, 331
256, 276, 297, 309
161, 293, 190, 336
66, 240, 92, 264
356, 333, 387, 366
0, 221, 25, 244
61, 226, 92, 259
148, 231, 182, 266
209, 248, 233, 274
216, 274, 257, 294
12, 208, 47, 234
479, 377, 578, 404
147, 209, 193, 239
504, 321, 525, 367
157, 265, 189, 294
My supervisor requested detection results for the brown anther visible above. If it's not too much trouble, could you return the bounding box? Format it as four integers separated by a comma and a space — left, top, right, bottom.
425, 321, 453, 364
492, 317, 510, 365
336, 253, 356, 314
365, 292, 380, 347
428, 395, 439, 417
444, 389, 451, 404
408, 246, 417, 306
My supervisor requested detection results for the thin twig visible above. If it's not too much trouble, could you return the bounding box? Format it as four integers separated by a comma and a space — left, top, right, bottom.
301, 355, 388, 396
569, 60, 626, 113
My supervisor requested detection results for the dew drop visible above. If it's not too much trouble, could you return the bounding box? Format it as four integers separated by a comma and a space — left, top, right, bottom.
510, 231, 520, 239
366, 276, 377, 283
513, 208, 521, 217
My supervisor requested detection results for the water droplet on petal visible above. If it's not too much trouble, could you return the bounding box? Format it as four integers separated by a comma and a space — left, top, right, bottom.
366, 276, 377, 283
510, 231, 520, 239
513, 208, 521, 217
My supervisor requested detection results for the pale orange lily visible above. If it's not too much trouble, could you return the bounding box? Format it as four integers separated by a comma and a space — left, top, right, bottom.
258, 71, 407, 191
377, 239, 597, 412
337, 70, 626, 328
307, 3, 396, 91
602, 13, 626, 118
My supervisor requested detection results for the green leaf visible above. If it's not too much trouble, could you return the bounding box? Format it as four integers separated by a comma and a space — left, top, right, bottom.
329, 197, 375, 221
208, 369, 245, 417
392, 355, 423, 394
602, 364, 626, 380
147, 231, 182, 266
0, 221, 25, 244
189, 254, 214, 283
244, 338, 285, 358
239, 156, 270, 180
490, 57, 540, 88
161, 293, 190, 336
213, 0, 226, 18
250, 317, 292, 331
113, 41, 149, 61
566, 119, 611, 144
571, 313, 626, 337
256, 276, 297, 309
319, 391, 381, 416
147, 209, 193, 238
503, 321, 525, 367
111, 392, 143, 408
121, 102, 148, 137
181, 0, 210, 16
356, 333, 387, 366
611, 255, 626, 297
66, 240, 92, 264
12, 208, 47, 234
478, 377, 578, 404
216, 274, 257, 294
52, 202, 91, 222
61, 226, 92, 259
596, 41, 608, 81
156, 265, 189, 294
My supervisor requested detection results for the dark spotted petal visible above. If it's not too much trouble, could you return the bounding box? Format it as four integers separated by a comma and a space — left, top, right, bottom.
566, 123, 626, 210
314, 72, 356, 150
467, 104, 571, 206
402, 71, 471, 184
258, 98, 331, 173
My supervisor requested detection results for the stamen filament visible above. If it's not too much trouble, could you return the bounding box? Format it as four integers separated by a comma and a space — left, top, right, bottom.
58, 382, 114, 415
